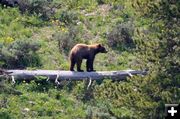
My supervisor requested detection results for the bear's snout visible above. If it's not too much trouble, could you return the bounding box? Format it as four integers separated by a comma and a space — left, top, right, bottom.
102, 50, 108, 53
100, 47, 108, 53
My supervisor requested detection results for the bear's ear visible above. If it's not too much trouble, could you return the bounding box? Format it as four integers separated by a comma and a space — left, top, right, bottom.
98, 44, 101, 48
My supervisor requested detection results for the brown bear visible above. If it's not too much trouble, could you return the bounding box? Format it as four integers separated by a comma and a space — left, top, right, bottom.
69, 44, 107, 72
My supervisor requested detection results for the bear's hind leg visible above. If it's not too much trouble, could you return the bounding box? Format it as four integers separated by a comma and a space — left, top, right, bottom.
70, 58, 76, 71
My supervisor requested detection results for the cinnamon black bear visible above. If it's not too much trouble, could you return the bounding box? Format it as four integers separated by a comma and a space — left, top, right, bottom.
69, 44, 107, 72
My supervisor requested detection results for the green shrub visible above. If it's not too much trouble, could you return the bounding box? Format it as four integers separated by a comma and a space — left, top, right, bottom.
107, 22, 135, 49
0, 38, 41, 68
19, 0, 55, 20
64, 0, 97, 10
0, 111, 12, 119
53, 32, 75, 55
58, 10, 79, 25
53, 26, 84, 55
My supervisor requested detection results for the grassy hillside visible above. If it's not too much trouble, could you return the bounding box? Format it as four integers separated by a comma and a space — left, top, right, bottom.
0, 0, 179, 118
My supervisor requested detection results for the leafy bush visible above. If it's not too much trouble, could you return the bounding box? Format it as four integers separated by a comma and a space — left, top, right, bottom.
129, 0, 180, 118
0, 111, 12, 119
58, 10, 79, 25
107, 22, 134, 49
53, 26, 83, 55
0, 7, 44, 40
63, 0, 97, 10
53, 32, 75, 56
19, 0, 55, 20
0, 38, 41, 68
96, 0, 105, 5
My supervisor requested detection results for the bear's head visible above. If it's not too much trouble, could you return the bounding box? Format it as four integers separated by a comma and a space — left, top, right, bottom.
97, 44, 107, 53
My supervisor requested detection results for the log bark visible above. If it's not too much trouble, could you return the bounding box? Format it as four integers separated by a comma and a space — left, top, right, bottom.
2, 70, 147, 82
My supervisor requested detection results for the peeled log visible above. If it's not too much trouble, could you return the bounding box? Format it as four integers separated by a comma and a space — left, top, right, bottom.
3, 70, 147, 82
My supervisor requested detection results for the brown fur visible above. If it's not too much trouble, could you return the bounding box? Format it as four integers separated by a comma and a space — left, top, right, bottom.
69, 44, 107, 72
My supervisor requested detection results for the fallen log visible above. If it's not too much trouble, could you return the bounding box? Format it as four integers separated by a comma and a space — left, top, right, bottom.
1, 69, 147, 83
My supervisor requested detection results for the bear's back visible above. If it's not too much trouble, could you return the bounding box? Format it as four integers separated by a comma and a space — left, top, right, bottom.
70, 44, 98, 58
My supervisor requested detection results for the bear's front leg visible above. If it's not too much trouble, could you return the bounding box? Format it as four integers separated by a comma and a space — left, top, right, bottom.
77, 59, 84, 72
87, 57, 96, 72
86, 60, 90, 72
